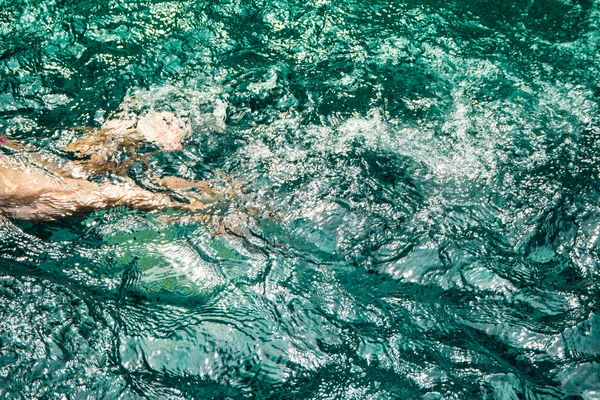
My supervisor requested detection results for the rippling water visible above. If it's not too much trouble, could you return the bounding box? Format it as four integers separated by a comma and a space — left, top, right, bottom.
1, 0, 600, 398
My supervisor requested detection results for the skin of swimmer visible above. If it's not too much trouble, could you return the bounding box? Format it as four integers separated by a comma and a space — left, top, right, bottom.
99, 111, 186, 150
0, 112, 226, 221
134, 111, 186, 151
0, 158, 221, 221
64, 111, 188, 174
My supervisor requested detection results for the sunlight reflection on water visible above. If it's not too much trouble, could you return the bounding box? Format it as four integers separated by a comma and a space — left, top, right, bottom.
1, 0, 600, 398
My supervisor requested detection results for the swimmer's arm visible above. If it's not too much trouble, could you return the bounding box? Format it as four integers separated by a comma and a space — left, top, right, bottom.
0, 174, 210, 221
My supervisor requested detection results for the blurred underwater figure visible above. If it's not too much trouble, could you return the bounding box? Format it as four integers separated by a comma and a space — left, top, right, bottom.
0, 112, 234, 221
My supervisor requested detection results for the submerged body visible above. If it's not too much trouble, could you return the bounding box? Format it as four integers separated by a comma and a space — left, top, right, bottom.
0, 112, 222, 221
0, 160, 173, 220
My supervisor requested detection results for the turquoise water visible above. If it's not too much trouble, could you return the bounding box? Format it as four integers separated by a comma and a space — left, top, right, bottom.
1, 0, 600, 398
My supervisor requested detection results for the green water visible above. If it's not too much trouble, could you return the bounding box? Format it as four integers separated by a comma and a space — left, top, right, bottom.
1, 0, 600, 398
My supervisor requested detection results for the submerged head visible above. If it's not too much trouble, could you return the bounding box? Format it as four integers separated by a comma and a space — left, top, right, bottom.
134, 111, 188, 151
101, 111, 188, 151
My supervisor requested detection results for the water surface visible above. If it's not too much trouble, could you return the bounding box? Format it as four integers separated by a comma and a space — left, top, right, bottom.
1, 0, 600, 398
